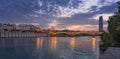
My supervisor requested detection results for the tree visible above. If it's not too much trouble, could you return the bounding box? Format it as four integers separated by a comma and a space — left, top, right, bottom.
108, 2, 120, 46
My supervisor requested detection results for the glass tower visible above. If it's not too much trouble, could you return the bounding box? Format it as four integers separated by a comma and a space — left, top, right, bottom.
99, 16, 103, 32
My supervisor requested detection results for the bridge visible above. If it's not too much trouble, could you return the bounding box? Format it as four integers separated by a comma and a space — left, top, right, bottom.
48, 31, 102, 36
47, 27, 103, 36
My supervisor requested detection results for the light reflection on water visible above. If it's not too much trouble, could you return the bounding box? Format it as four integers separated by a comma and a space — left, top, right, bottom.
92, 37, 96, 52
49, 37, 57, 50
36, 37, 43, 48
0, 36, 100, 59
70, 37, 75, 50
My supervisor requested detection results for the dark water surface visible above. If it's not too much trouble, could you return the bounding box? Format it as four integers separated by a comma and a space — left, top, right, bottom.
0, 36, 100, 59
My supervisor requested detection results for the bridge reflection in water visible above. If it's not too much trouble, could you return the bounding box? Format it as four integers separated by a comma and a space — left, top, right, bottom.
70, 37, 75, 50
36, 37, 43, 48
49, 37, 57, 50
92, 37, 96, 52
92, 37, 99, 59
0, 36, 100, 59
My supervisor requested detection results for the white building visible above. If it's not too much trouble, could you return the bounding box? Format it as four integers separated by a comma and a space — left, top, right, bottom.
0, 23, 16, 31
16, 24, 41, 31
0, 23, 42, 32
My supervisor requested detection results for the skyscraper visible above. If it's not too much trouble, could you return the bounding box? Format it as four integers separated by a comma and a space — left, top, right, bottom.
99, 16, 103, 32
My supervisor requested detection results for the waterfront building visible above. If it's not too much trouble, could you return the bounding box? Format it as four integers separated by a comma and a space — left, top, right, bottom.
16, 24, 41, 31
0, 23, 42, 32
1, 23, 16, 31
99, 16, 103, 32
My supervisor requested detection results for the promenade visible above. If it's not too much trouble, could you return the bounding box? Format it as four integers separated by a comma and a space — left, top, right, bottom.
0, 32, 47, 37
100, 47, 120, 59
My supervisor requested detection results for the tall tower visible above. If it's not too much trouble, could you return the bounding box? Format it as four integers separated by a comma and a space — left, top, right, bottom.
99, 16, 103, 32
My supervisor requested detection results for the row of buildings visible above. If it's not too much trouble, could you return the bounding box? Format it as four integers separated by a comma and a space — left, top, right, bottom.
0, 23, 42, 32
0, 16, 104, 32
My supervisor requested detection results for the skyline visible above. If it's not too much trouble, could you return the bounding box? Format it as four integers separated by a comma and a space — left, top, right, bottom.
0, 0, 119, 31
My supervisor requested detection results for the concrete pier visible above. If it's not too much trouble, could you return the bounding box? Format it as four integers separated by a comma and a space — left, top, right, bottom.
100, 47, 120, 59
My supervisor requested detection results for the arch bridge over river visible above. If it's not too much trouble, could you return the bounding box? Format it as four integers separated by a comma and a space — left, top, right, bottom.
48, 31, 103, 36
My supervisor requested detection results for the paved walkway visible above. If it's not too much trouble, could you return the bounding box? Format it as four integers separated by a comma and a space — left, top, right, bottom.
100, 47, 120, 59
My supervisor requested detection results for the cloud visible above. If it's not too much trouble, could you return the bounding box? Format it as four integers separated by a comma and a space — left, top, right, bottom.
48, 20, 60, 27
91, 13, 114, 21
55, 24, 108, 31
14, 23, 39, 26
0, 0, 119, 31
56, 25, 98, 31
36, 0, 119, 18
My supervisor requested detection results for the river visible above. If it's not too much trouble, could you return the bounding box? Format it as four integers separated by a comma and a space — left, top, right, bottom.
0, 36, 100, 59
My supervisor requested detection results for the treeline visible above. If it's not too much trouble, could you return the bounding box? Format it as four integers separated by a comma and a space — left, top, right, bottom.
100, 2, 120, 53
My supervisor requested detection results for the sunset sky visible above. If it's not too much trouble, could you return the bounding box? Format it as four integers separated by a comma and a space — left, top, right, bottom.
0, 0, 119, 31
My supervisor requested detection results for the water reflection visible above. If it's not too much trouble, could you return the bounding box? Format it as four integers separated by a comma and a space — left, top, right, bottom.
49, 37, 57, 50
92, 37, 96, 52
70, 37, 75, 50
36, 37, 43, 48
1, 39, 5, 47
0, 36, 100, 59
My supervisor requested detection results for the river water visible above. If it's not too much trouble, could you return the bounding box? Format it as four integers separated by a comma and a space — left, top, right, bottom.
0, 36, 100, 59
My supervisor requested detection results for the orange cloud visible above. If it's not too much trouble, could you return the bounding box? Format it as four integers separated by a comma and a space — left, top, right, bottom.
55, 25, 98, 31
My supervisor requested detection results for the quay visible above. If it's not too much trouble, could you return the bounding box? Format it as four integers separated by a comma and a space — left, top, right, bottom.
0, 32, 47, 37
100, 47, 120, 59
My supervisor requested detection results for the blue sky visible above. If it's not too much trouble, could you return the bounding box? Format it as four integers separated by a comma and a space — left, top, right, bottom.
0, 0, 119, 31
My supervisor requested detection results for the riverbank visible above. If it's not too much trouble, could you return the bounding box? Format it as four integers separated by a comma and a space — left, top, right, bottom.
100, 32, 120, 59
0, 32, 47, 37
